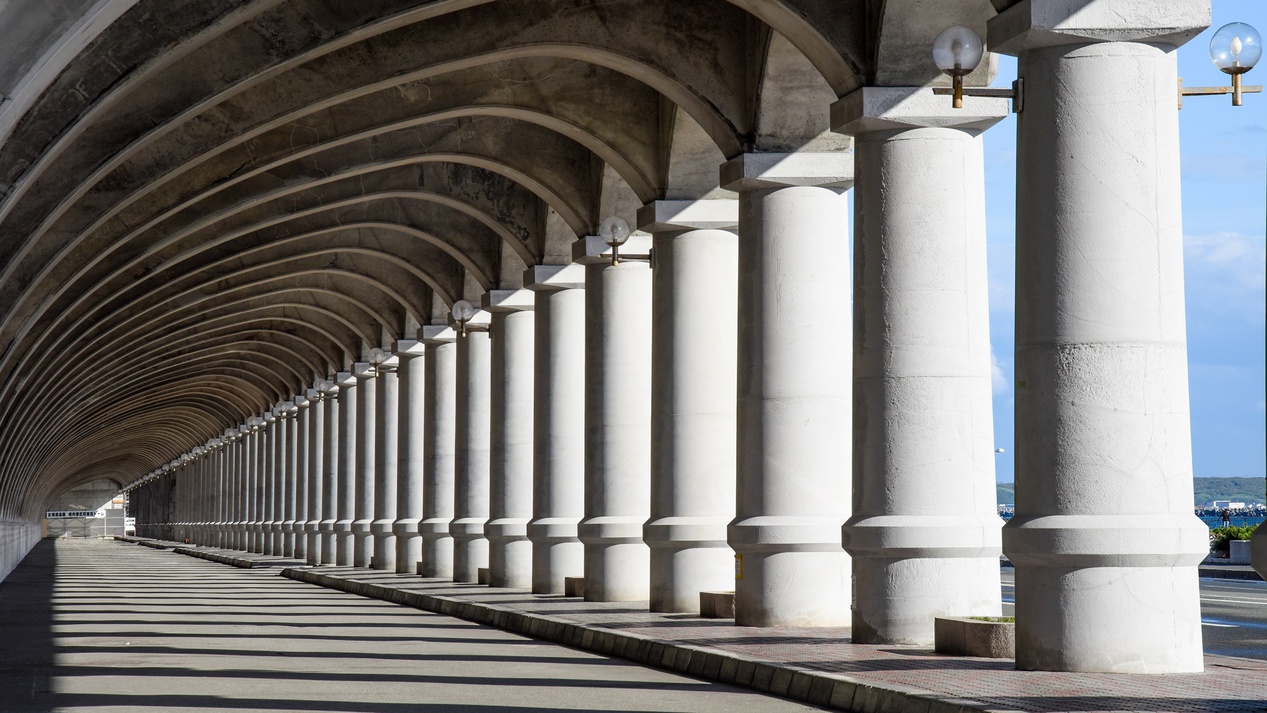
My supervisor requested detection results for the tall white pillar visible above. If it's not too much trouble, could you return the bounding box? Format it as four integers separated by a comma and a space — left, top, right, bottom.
453, 326, 492, 583
281, 402, 300, 557
577, 236, 653, 602
352, 368, 377, 567
334, 373, 358, 566
292, 397, 310, 560
836, 89, 1006, 645
261, 415, 277, 554
485, 289, 536, 589
234, 430, 248, 550
305, 387, 325, 566
639, 201, 739, 613
394, 340, 427, 574
525, 266, 586, 595
721, 153, 853, 626
319, 386, 339, 564
270, 404, 290, 556
989, 3, 1209, 673
420, 327, 458, 578
372, 357, 400, 571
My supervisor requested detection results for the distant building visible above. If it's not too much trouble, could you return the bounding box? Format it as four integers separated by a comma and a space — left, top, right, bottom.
1207, 500, 1247, 509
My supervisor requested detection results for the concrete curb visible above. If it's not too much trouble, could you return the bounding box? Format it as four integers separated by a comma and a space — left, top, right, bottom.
1198, 566, 1263, 582
173, 547, 254, 568
118, 536, 171, 550
280, 567, 987, 713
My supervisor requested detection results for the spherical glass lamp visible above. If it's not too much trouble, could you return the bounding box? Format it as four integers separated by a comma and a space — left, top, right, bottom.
933, 26, 984, 76
451, 299, 477, 324
1211, 22, 1262, 74
598, 215, 632, 264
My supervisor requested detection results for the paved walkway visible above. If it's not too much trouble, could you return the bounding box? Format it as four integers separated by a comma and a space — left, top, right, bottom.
127, 538, 1267, 713
0, 539, 826, 712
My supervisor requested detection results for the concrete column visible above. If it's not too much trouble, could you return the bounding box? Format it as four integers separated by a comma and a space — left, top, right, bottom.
260, 416, 277, 554
271, 405, 291, 555
525, 266, 586, 595
320, 387, 339, 564
372, 358, 400, 571
394, 341, 427, 574
577, 234, 654, 602
420, 327, 458, 578
352, 369, 376, 567
292, 397, 310, 560
485, 290, 536, 589
253, 420, 270, 554
334, 373, 358, 565
721, 152, 853, 626
453, 327, 492, 583
638, 201, 740, 613
305, 388, 325, 566
280, 405, 298, 556
835, 88, 1006, 645
989, 3, 1209, 673
233, 431, 247, 550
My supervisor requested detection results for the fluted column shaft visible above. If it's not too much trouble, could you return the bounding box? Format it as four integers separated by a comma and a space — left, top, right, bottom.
421, 332, 457, 578
335, 375, 358, 565
453, 329, 492, 583
487, 293, 535, 589
305, 394, 325, 565
395, 346, 427, 573
372, 368, 400, 570
352, 373, 376, 567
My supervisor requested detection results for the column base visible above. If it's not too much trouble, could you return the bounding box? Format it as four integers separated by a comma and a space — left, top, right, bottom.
487, 518, 531, 589
852, 557, 1001, 645
645, 516, 732, 613
580, 516, 649, 602
393, 520, 422, 575
452, 518, 489, 583
370, 519, 397, 571
528, 518, 581, 594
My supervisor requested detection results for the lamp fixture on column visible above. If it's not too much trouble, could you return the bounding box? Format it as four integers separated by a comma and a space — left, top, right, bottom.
598, 215, 632, 265
246, 415, 264, 430
931, 26, 1022, 112
451, 299, 477, 336
311, 378, 335, 402
1180, 22, 1261, 107
367, 347, 396, 375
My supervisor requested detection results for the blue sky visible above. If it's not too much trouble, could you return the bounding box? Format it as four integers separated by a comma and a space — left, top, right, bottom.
983, 2, 1267, 482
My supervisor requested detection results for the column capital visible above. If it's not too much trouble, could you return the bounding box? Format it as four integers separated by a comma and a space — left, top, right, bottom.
482, 288, 535, 312
832, 86, 1008, 136
571, 234, 652, 265
335, 371, 356, 388
523, 263, 585, 291
636, 199, 738, 232
988, 0, 1209, 55
294, 394, 311, 409
719, 152, 853, 192
352, 362, 375, 380
394, 339, 427, 357
421, 324, 458, 344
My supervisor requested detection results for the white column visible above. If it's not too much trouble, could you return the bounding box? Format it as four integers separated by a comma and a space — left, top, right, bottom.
525, 266, 586, 595
372, 357, 400, 571
721, 152, 853, 626
280, 403, 299, 557
261, 415, 277, 554
352, 368, 377, 567
836, 88, 1006, 645
485, 289, 536, 589
320, 387, 339, 564
639, 201, 739, 613
990, 2, 1209, 673
453, 326, 492, 583
394, 340, 427, 574
334, 373, 358, 566
305, 387, 325, 566
420, 326, 458, 578
270, 404, 290, 556
577, 235, 653, 602
292, 397, 310, 560
234, 430, 247, 550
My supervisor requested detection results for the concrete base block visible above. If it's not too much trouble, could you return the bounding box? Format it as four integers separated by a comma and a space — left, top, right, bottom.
934, 617, 1014, 658
1229, 540, 1252, 565
564, 576, 585, 598
416, 561, 423, 576
700, 591, 735, 618
477, 567, 490, 584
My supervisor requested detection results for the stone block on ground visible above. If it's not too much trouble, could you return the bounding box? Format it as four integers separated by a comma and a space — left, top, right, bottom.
700, 591, 735, 618
564, 576, 585, 597
933, 616, 1013, 658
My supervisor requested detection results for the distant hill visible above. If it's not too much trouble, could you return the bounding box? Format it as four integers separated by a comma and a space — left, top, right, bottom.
996, 477, 1265, 507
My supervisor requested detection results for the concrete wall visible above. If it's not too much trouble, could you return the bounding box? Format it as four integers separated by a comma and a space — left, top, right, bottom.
0, 519, 40, 583
43, 479, 125, 539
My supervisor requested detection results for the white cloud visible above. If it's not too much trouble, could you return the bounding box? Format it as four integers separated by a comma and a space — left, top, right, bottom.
990, 345, 1008, 395
1184, 231, 1267, 291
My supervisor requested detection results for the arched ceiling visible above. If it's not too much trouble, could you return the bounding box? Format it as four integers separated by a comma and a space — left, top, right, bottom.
0, 0, 998, 518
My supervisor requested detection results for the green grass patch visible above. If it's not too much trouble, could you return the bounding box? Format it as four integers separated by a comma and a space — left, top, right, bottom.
969, 616, 1015, 623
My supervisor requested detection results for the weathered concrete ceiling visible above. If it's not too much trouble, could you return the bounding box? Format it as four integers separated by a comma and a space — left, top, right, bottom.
0, 0, 1000, 517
